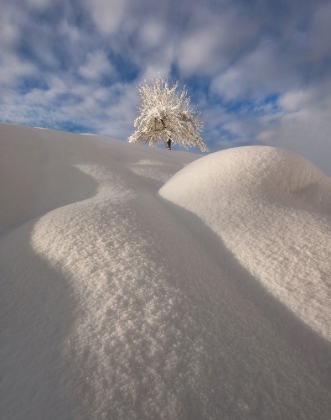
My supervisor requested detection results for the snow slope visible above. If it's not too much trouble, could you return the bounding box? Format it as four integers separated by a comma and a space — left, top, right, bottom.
160, 146, 331, 341
1, 123, 331, 420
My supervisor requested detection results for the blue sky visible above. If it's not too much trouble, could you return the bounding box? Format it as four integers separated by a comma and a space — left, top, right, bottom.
1, 0, 331, 167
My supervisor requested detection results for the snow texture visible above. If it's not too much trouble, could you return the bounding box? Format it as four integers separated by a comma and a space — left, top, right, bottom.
160, 146, 331, 341
1, 123, 331, 420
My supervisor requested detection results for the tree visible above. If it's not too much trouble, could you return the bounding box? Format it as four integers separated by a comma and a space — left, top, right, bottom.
128, 75, 209, 152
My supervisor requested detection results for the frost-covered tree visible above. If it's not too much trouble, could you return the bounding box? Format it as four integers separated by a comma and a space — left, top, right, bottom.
128, 75, 209, 151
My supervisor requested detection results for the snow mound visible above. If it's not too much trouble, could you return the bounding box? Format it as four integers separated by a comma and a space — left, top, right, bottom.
160, 146, 331, 340
2, 126, 331, 420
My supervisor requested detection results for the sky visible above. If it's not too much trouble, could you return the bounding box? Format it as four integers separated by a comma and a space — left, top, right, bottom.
1, 0, 331, 165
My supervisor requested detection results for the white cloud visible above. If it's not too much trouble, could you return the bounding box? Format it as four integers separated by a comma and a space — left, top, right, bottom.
26, 0, 51, 8
0, 20, 19, 47
211, 42, 300, 101
0, 5, 27, 49
211, 67, 243, 101
278, 89, 315, 112
266, 111, 331, 176
102, 82, 138, 138
176, 7, 259, 76
258, 84, 331, 175
93, 87, 111, 102
0, 53, 37, 86
78, 51, 116, 81
177, 28, 222, 75
58, 21, 82, 43
85, 0, 128, 34
138, 20, 165, 49
139, 46, 174, 83
309, 2, 331, 58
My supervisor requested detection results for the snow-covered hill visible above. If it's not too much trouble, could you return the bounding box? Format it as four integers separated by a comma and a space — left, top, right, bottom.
1, 123, 330, 420
160, 146, 331, 341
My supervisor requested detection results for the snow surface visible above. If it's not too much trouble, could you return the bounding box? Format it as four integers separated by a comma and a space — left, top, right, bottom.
1, 123, 331, 420
160, 146, 331, 341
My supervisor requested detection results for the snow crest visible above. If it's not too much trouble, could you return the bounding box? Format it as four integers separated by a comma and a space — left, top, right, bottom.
160, 146, 331, 341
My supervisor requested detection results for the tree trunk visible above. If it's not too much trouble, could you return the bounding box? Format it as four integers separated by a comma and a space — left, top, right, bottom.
160, 119, 171, 150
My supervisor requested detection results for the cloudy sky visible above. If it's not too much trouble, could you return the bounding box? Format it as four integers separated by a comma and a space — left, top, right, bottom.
1, 0, 331, 167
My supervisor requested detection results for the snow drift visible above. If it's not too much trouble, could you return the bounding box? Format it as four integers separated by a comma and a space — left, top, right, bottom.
1, 124, 331, 420
160, 146, 331, 341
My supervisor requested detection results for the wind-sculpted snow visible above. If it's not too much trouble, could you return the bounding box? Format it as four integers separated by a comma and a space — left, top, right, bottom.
1, 125, 331, 420
160, 146, 331, 341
